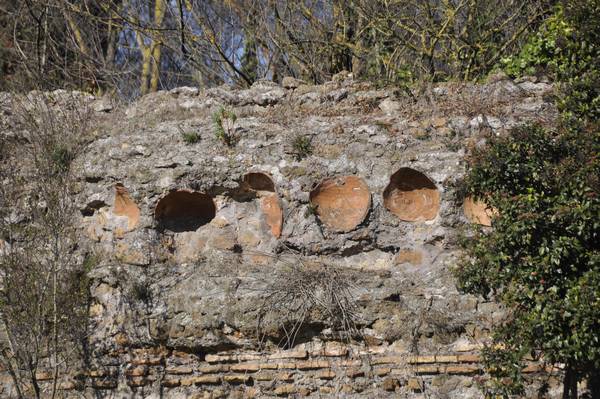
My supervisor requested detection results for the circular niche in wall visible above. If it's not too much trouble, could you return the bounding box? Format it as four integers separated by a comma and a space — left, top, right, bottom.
383, 168, 440, 222
154, 190, 216, 232
463, 196, 495, 227
242, 172, 283, 238
309, 176, 371, 232
243, 172, 276, 192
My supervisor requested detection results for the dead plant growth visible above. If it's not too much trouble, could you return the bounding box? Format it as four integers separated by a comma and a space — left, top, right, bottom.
255, 251, 362, 349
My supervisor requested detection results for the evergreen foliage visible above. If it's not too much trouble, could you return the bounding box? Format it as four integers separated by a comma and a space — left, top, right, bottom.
457, 2, 600, 396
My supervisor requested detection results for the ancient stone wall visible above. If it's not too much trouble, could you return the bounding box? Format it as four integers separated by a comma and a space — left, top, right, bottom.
0, 75, 562, 398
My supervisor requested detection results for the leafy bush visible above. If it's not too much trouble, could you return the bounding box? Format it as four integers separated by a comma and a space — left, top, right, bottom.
502, 3, 600, 123
557, 1, 600, 124
463, 3, 600, 396
502, 8, 571, 78
455, 123, 600, 397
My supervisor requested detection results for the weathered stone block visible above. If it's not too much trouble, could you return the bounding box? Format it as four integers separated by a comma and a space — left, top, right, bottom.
383, 377, 399, 391
407, 378, 423, 392
373, 367, 391, 376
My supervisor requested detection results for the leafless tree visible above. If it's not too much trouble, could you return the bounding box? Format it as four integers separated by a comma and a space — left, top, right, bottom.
1, 1, 555, 94
0, 93, 92, 399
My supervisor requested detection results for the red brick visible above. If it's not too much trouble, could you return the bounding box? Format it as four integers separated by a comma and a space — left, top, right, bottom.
315, 370, 336, 380
457, 354, 480, 363
374, 367, 391, 376
162, 377, 181, 387
435, 355, 459, 363
230, 362, 261, 372
408, 355, 436, 364
224, 374, 252, 384
297, 360, 330, 370
268, 350, 307, 360
414, 365, 440, 374
166, 365, 193, 375
198, 364, 230, 373
445, 365, 480, 375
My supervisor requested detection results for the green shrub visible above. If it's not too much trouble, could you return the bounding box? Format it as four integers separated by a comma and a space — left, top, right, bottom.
129, 281, 152, 304
304, 203, 317, 218
50, 144, 74, 173
212, 106, 237, 146
466, 3, 600, 396
291, 135, 312, 160
502, 8, 571, 78
454, 123, 600, 397
502, 2, 600, 123
181, 131, 201, 144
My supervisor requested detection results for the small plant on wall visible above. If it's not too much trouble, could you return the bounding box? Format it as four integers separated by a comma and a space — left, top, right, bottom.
212, 106, 237, 146
127, 280, 153, 308
290, 135, 313, 160
177, 124, 201, 145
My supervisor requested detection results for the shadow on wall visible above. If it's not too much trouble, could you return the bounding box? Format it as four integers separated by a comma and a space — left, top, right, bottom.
154, 190, 216, 233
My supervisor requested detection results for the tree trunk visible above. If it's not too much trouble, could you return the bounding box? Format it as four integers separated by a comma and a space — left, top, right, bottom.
563, 365, 578, 399
587, 369, 600, 398
149, 0, 166, 93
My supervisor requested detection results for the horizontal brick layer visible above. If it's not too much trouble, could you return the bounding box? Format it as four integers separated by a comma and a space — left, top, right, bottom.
6, 349, 559, 393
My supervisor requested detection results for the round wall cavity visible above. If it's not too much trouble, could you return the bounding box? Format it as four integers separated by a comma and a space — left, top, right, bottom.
155, 190, 216, 232
309, 176, 371, 232
463, 196, 495, 227
242, 172, 283, 238
383, 168, 440, 222
243, 172, 275, 192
